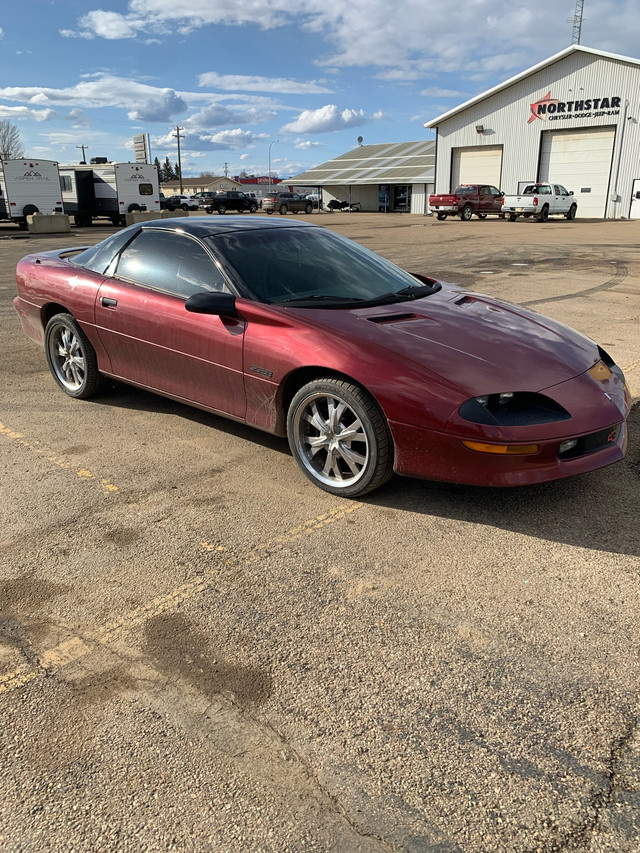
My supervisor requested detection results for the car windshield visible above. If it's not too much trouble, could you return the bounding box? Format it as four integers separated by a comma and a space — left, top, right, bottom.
205, 226, 440, 306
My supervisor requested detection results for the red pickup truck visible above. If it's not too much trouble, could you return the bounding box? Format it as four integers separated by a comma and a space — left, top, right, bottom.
429, 184, 504, 221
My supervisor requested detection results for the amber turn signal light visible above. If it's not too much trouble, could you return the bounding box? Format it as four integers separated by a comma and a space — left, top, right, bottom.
461, 441, 540, 455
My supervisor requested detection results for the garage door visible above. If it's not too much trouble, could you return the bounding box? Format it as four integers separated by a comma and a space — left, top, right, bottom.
539, 127, 615, 218
451, 146, 502, 190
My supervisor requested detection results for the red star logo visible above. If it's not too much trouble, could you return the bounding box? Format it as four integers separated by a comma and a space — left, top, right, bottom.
528, 91, 559, 123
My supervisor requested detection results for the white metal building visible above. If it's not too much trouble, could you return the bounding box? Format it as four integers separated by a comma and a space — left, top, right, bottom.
292, 141, 435, 214
425, 45, 640, 219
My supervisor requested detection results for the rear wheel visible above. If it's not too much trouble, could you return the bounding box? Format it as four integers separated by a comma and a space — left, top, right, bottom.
460, 205, 473, 221
44, 313, 104, 399
477, 213, 487, 219
508, 214, 517, 222
436, 212, 447, 221
266, 208, 273, 214
287, 378, 393, 497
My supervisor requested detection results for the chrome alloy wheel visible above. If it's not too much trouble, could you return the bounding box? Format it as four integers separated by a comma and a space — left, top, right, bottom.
48, 322, 87, 392
293, 391, 369, 489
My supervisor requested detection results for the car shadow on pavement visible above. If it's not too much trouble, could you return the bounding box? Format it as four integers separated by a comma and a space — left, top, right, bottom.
367, 401, 639, 557
95, 384, 638, 556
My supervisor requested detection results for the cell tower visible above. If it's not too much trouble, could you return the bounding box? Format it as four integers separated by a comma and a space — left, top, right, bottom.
570, 0, 584, 44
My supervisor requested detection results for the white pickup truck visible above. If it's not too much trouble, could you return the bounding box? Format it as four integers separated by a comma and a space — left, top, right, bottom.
502, 183, 577, 222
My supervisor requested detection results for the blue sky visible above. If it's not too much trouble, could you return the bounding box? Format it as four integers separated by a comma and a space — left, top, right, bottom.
0, 0, 638, 180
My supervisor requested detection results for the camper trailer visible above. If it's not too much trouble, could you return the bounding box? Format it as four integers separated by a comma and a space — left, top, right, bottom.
59, 160, 160, 226
0, 159, 64, 229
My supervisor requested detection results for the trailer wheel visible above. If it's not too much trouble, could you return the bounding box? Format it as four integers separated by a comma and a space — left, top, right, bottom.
128, 203, 141, 213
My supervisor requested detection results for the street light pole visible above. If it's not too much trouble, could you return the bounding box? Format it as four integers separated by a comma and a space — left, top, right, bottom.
268, 139, 279, 193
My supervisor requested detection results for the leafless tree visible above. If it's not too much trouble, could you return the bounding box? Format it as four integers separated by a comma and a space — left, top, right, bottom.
0, 120, 25, 159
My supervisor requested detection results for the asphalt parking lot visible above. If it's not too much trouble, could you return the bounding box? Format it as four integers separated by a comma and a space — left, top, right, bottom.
1, 211, 639, 852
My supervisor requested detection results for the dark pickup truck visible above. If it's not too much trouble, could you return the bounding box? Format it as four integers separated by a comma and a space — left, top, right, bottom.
429, 184, 504, 220
206, 191, 258, 214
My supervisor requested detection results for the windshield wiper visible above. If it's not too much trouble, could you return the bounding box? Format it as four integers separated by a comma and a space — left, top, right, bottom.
278, 294, 365, 305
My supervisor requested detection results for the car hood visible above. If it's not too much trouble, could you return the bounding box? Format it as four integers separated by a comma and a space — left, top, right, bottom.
290, 284, 599, 396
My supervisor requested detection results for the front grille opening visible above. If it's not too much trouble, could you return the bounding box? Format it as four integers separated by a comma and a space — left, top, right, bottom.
558, 425, 621, 460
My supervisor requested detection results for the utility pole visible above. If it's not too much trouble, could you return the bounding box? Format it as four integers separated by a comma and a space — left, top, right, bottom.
76, 144, 89, 163
173, 127, 185, 192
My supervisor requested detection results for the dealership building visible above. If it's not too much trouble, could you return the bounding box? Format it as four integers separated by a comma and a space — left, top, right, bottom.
425, 45, 640, 219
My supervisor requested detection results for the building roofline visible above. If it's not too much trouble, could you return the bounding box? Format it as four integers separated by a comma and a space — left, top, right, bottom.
424, 45, 640, 128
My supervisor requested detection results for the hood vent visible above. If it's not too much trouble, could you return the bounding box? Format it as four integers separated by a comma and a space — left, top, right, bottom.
367, 312, 421, 325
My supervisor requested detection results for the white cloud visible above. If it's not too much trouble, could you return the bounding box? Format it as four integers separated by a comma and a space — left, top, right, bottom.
199, 72, 333, 95
0, 76, 188, 123
0, 105, 56, 122
294, 139, 325, 149
280, 105, 366, 134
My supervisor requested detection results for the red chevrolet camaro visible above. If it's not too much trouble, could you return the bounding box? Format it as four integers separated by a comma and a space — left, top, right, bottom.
14, 216, 630, 497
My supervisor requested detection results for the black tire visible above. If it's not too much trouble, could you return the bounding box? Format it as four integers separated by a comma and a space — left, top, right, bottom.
23, 204, 39, 218
205, 206, 213, 214
304, 203, 313, 214
110, 214, 120, 226
566, 204, 577, 220
181, 204, 189, 211
539, 205, 549, 222
266, 208, 273, 214
287, 378, 393, 497
17, 221, 28, 230
279, 204, 288, 215
44, 313, 104, 399
460, 205, 473, 221
217, 205, 227, 215
249, 204, 258, 213
477, 213, 487, 220
509, 214, 517, 222
436, 212, 447, 221
128, 203, 141, 213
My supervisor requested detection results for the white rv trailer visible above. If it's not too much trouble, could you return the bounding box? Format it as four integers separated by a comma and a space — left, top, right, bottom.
59, 161, 161, 226
0, 159, 64, 229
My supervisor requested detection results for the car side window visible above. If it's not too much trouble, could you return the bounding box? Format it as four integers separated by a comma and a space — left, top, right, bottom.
114, 229, 230, 298
480, 186, 490, 195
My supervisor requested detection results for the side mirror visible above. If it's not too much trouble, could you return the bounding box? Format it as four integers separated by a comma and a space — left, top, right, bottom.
569, 191, 574, 195
185, 291, 237, 316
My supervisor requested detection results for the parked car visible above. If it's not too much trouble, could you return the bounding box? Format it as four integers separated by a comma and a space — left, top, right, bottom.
205, 191, 258, 214
14, 216, 629, 498
163, 194, 198, 211
193, 191, 217, 209
159, 193, 172, 211
429, 185, 504, 220
260, 192, 313, 215
502, 183, 577, 221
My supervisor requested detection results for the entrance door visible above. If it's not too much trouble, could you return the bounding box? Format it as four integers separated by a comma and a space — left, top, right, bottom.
393, 185, 411, 211
630, 179, 640, 219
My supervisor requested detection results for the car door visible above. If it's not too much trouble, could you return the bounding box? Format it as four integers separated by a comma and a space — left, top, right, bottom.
94, 228, 246, 418
554, 185, 571, 214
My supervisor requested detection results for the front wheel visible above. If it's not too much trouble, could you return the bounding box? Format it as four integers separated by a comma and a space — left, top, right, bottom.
508, 214, 517, 222
249, 204, 258, 213
460, 205, 473, 221
477, 213, 487, 220
287, 378, 393, 497
566, 204, 577, 220
304, 203, 313, 214
279, 204, 288, 215
217, 205, 227, 214
44, 313, 104, 399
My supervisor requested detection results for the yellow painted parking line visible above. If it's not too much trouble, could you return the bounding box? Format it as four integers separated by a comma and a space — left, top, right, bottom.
0, 421, 119, 493
0, 501, 365, 695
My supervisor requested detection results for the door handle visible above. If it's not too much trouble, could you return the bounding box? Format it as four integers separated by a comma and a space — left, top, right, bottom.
101, 296, 118, 307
